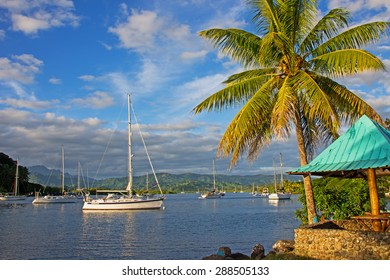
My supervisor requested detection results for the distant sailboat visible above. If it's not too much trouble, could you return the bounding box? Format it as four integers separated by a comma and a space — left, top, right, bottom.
32, 146, 77, 204
268, 153, 291, 200
252, 185, 269, 198
199, 160, 222, 199
82, 93, 165, 210
0, 160, 26, 201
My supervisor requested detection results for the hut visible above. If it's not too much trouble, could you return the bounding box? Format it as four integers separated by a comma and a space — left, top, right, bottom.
289, 115, 390, 231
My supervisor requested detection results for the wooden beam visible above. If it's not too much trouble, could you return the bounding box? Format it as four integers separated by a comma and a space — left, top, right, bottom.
367, 168, 381, 231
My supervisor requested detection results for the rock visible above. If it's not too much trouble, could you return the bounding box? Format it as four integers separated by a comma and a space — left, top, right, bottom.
272, 240, 295, 253
202, 254, 225, 260
251, 243, 265, 260
217, 247, 232, 258
267, 250, 276, 257
230, 252, 251, 260
203, 247, 251, 260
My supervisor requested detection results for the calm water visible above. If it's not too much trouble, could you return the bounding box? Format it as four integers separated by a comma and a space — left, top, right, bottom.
0, 193, 302, 260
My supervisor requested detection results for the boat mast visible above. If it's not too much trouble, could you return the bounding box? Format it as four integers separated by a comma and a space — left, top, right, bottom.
280, 153, 284, 189
212, 160, 216, 191
126, 93, 133, 195
61, 145, 65, 194
273, 157, 277, 193
14, 160, 19, 196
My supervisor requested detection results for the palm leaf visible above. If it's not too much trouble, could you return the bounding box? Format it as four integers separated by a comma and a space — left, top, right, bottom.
313, 22, 390, 56
193, 74, 275, 113
292, 70, 340, 134
224, 68, 276, 84
300, 8, 350, 55
199, 28, 262, 68
312, 74, 384, 125
259, 31, 294, 67
311, 49, 385, 78
271, 76, 297, 139
218, 78, 276, 166
248, 0, 281, 33
278, 0, 317, 46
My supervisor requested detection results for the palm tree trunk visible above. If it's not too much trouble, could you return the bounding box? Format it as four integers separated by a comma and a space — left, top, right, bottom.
295, 117, 317, 224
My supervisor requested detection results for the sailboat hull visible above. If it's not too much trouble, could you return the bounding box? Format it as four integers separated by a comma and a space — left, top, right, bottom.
0, 195, 26, 201
82, 196, 165, 210
268, 193, 291, 200
32, 195, 78, 204
199, 192, 221, 199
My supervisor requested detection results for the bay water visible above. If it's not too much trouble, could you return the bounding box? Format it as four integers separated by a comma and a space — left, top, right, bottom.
0, 193, 302, 260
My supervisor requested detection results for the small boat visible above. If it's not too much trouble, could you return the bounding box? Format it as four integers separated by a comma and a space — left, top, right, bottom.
200, 190, 222, 199
0, 160, 26, 201
268, 153, 291, 201
32, 146, 77, 204
199, 160, 222, 199
82, 94, 165, 211
252, 187, 269, 198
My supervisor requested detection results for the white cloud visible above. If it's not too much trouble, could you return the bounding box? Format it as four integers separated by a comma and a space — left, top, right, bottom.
108, 9, 192, 54
0, 54, 43, 84
180, 50, 208, 60
78, 75, 96, 81
71, 91, 114, 109
0, 97, 58, 110
327, 0, 390, 23
108, 10, 163, 51
200, 1, 247, 30
49, 77, 61, 85
11, 14, 50, 34
0, 0, 79, 35
83, 117, 103, 126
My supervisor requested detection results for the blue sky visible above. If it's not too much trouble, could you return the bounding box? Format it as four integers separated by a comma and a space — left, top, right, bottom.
0, 0, 389, 180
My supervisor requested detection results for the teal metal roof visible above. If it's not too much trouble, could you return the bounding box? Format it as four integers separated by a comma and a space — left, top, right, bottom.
289, 115, 390, 177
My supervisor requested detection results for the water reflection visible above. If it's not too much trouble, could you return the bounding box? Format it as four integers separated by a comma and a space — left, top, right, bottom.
0, 193, 302, 259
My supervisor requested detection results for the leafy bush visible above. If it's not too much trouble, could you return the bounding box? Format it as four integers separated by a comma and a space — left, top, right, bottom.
296, 177, 388, 225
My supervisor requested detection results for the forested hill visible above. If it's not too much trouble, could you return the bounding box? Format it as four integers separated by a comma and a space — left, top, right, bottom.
28, 165, 300, 193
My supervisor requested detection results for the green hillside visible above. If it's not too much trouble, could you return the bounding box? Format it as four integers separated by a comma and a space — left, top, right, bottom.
28, 165, 300, 193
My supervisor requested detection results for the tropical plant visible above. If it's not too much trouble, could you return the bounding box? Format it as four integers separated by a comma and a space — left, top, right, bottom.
295, 177, 388, 224
193, 0, 389, 224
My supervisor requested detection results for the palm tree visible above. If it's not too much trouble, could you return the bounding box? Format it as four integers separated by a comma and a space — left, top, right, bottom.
193, 0, 389, 224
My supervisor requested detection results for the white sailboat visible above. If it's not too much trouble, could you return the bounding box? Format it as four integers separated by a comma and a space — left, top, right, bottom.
82, 94, 165, 211
268, 153, 291, 200
199, 160, 222, 199
32, 146, 77, 204
0, 160, 26, 201
252, 185, 269, 198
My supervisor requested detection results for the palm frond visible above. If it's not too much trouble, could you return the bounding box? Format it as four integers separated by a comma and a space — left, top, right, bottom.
193, 73, 276, 114
199, 28, 262, 68
258, 31, 294, 67
300, 8, 350, 55
292, 71, 340, 134
278, 0, 318, 46
311, 74, 384, 125
311, 49, 385, 78
313, 22, 390, 56
224, 68, 276, 84
271, 76, 297, 139
218, 78, 276, 166
247, 0, 281, 34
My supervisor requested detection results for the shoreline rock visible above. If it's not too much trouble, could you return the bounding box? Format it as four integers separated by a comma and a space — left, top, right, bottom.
202, 240, 294, 260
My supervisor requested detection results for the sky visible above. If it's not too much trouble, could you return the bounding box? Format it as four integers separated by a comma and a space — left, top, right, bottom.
0, 0, 389, 180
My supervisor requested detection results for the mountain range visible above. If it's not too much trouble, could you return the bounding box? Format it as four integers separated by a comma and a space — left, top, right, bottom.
28, 165, 300, 193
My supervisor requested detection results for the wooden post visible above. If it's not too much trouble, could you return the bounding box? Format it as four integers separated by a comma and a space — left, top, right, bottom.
367, 168, 381, 231
367, 168, 380, 215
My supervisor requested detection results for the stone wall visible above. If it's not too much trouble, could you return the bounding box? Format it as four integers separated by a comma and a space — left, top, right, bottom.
293, 220, 390, 260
